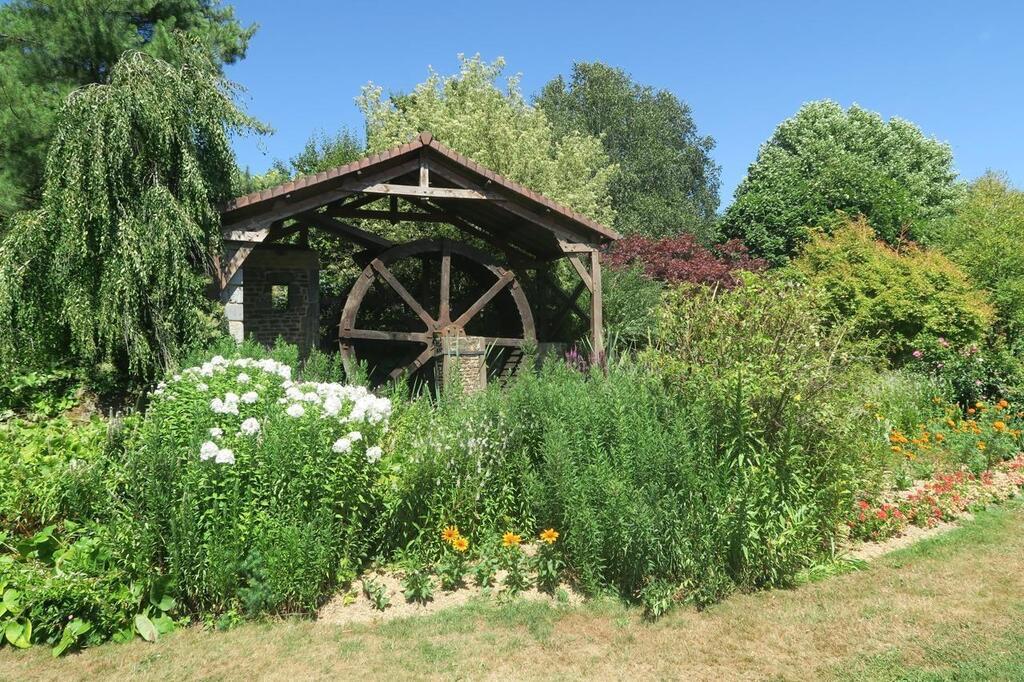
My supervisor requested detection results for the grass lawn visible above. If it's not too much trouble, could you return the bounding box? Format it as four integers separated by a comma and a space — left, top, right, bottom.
3, 501, 1023, 681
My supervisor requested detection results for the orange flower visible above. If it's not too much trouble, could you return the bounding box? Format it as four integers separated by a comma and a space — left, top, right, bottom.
935, 433, 945, 442
968, 408, 976, 415
998, 399, 1010, 409
502, 532, 522, 548
994, 420, 1007, 431
452, 536, 469, 553
442, 526, 460, 544
539, 528, 559, 545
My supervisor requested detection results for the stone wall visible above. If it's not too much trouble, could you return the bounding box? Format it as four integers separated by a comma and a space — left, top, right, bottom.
221, 243, 320, 355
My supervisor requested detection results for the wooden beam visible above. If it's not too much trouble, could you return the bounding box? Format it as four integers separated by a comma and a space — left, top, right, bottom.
221, 158, 420, 234
568, 255, 593, 292
341, 182, 498, 200
419, 149, 430, 187
330, 209, 447, 223
439, 241, 452, 325
558, 240, 596, 254
340, 329, 432, 343
590, 249, 604, 363
451, 270, 515, 328
299, 211, 395, 250
428, 162, 601, 247
550, 279, 587, 334
370, 259, 437, 328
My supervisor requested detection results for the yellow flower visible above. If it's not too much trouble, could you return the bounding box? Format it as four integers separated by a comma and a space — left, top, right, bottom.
442, 526, 460, 544
994, 420, 1007, 431
946, 418, 956, 428
502, 532, 522, 548
539, 528, 559, 545
935, 433, 945, 442
891, 446, 902, 453
978, 441, 987, 450
452, 536, 469, 553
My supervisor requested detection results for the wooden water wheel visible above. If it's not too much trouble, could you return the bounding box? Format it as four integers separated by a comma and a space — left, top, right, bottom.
338, 239, 536, 387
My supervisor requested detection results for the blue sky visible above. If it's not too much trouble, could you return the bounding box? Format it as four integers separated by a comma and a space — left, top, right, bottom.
227, 1, 1023, 207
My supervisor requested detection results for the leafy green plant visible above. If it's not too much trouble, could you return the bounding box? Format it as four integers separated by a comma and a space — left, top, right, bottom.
533, 529, 564, 594
472, 556, 498, 589
361, 577, 390, 612
499, 538, 530, 598
123, 349, 392, 615
639, 580, 675, 621
401, 569, 434, 605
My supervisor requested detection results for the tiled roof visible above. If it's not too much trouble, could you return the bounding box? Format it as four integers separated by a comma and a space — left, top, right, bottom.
221, 132, 619, 244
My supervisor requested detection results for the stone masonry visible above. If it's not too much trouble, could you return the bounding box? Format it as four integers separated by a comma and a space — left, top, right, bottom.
221, 243, 320, 355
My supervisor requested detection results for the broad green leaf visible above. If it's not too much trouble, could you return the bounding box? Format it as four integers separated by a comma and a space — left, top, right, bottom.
134, 613, 158, 643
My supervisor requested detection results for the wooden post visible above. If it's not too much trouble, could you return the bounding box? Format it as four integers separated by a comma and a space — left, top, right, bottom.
589, 249, 604, 365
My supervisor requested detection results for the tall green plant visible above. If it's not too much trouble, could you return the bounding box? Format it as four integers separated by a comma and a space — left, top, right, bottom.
0, 42, 263, 381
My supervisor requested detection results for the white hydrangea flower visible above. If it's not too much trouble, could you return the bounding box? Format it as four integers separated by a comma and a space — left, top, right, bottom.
365, 446, 383, 464
241, 391, 259, 404
209, 427, 223, 438
172, 374, 182, 382
286, 403, 305, 418
322, 395, 342, 416
211, 355, 229, 367
332, 437, 352, 453
200, 441, 219, 461
215, 448, 235, 464
239, 417, 260, 436
236, 372, 251, 384
199, 363, 214, 377
302, 391, 321, 403
277, 397, 288, 404
347, 431, 363, 442
196, 382, 209, 392
285, 386, 304, 401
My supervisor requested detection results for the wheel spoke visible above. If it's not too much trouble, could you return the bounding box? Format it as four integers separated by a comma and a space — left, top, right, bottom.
340, 329, 431, 343
388, 345, 435, 380
370, 259, 436, 328
452, 270, 515, 328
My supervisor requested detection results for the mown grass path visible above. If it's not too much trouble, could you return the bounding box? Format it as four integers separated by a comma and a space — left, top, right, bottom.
4, 501, 1023, 681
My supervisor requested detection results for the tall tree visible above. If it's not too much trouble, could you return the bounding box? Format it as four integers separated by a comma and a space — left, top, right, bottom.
0, 0, 255, 223
0, 43, 262, 380
537, 62, 720, 242
722, 100, 961, 264
358, 54, 617, 226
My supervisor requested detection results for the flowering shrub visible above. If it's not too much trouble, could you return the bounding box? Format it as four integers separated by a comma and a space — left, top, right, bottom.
124, 353, 392, 615
885, 397, 1024, 474
604, 234, 766, 288
849, 454, 1024, 541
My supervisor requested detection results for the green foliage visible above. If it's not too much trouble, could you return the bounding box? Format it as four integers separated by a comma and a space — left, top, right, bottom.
795, 219, 993, 363
358, 54, 617, 226
401, 568, 433, 604
600, 266, 663, 352
927, 174, 1024, 347
722, 100, 961, 263
0, 44, 263, 383
0, 416, 129, 533
0, 0, 255, 222
123, 351, 390, 615
538, 61, 720, 241
361, 577, 390, 611
0, 366, 78, 419
641, 274, 872, 597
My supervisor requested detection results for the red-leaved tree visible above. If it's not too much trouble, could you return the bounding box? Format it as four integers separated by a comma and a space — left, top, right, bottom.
605, 234, 767, 288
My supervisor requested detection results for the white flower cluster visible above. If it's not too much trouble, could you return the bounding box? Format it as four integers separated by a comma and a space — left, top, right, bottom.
199, 441, 236, 465
156, 354, 391, 467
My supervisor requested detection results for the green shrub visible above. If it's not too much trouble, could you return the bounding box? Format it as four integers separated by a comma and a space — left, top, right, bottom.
926, 174, 1024, 348
795, 219, 993, 363
123, 351, 391, 615
0, 416, 128, 532
644, 273, 874, 592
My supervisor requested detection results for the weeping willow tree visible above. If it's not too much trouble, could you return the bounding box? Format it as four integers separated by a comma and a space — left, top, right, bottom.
0, 41, 262, 382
